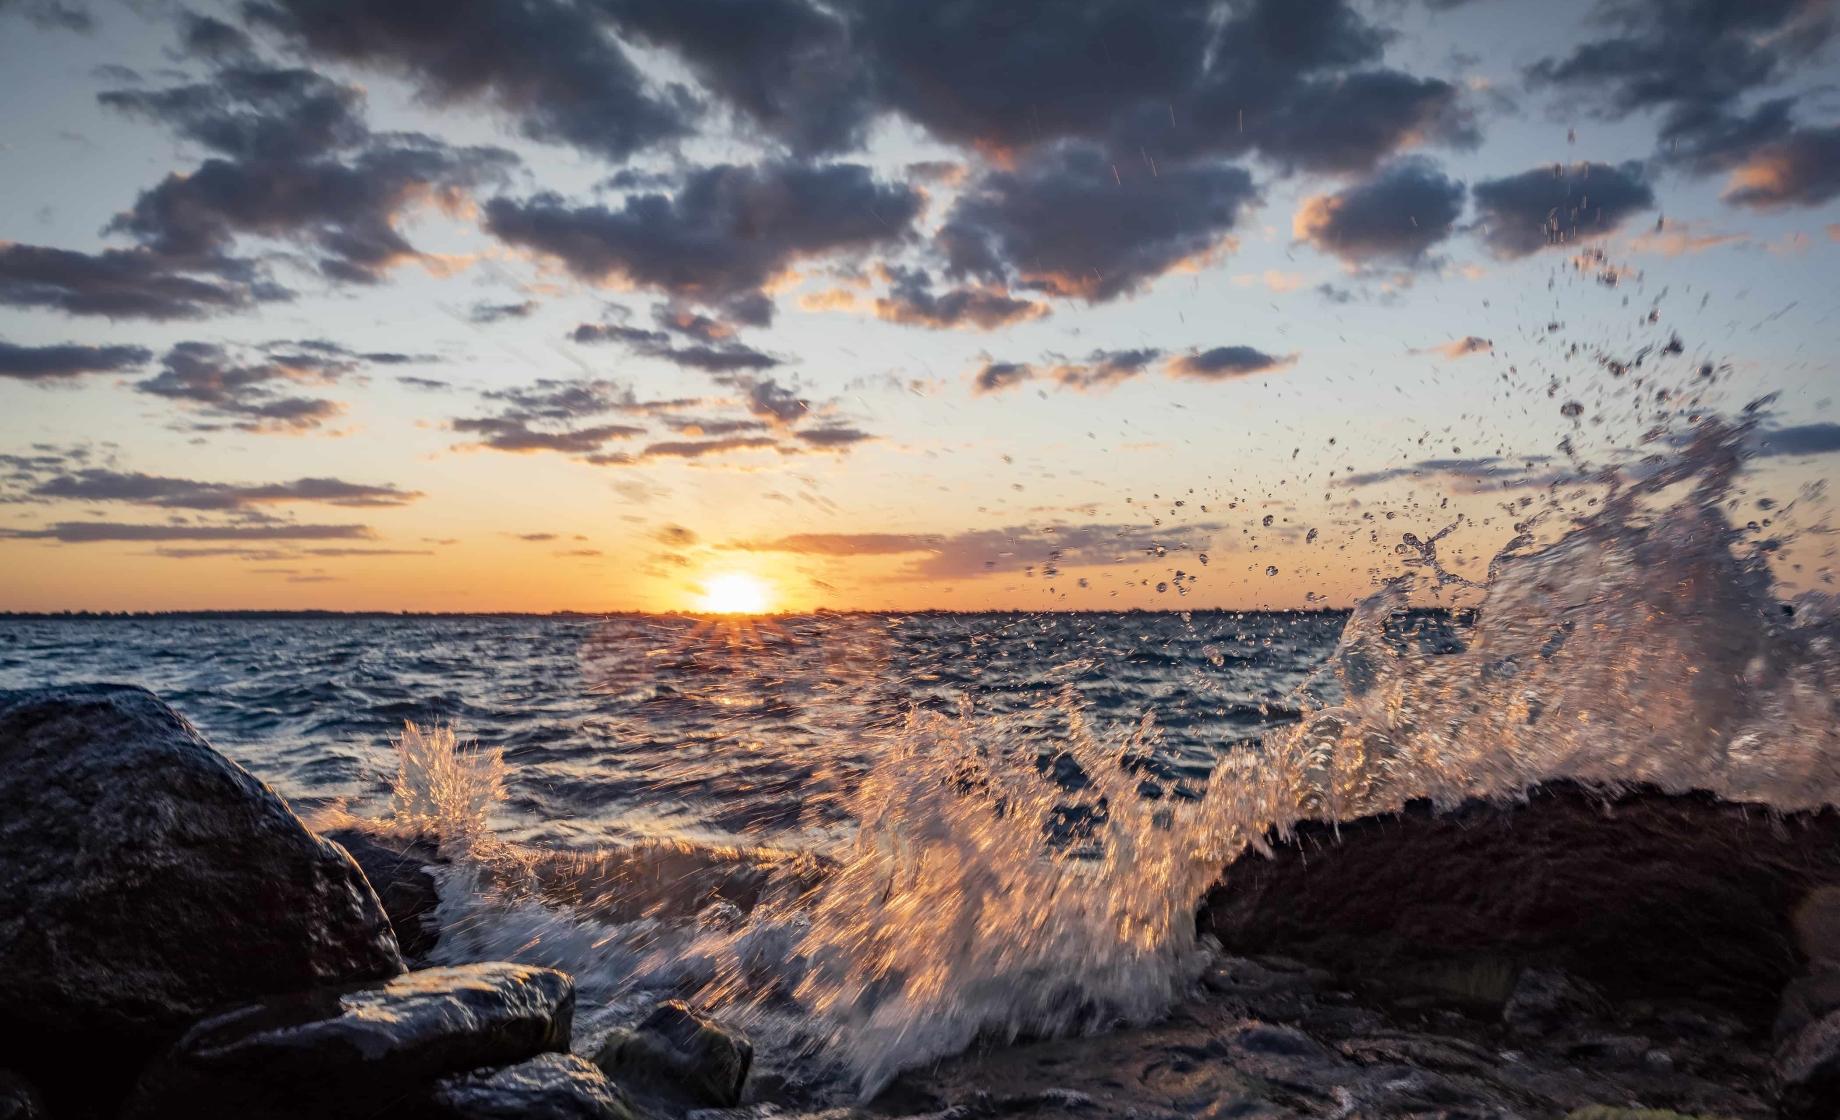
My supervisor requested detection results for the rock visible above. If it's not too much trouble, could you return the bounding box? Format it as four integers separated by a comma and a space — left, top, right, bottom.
592, 1001, 751, 1109
324, 827, 445, 961
127, 962, 573, 1119
1776, 970, 1840, 1042
0, 1072, 45, 1120
427, 1054, 634, 1120
1200, 780, 1840, 1028
0, 685, 403, 1113
1502, 967, 1608, 1036
1777, 1007, 1840, 1120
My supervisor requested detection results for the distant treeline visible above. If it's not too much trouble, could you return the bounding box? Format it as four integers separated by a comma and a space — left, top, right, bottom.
0, 607, 1361, 621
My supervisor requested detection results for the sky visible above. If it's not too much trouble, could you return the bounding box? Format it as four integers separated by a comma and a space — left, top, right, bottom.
1, 0, 1837, 614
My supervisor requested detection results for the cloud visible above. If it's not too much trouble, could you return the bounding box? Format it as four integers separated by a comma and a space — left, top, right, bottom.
871, 267, 1047, 331
571, 320, 782, 372
0, 340, 153, 381
940, 142, 1258, 302
1046, 347, 1165, 391
484, 161, 922, 315
1526, 0, 1833, 190
1335, 455, 1563, 491
1293, 157, 1465, 265
738, 377, 808, 425
0, 243, 281, 320
634, 434, 782, 460
135, 340, 371, 432
970, 359, 1036, 396
3, 521, 375, 542
735, 519, 1222, 581
450, 376, 690, 457
101, 64, 518, 285
0, 0, 91, 32
1470, 161, 1656, 258
1754, 422, 1840, 458
468, 299, 537, 323
1421, 336, 1493, 359
246, 0, 692, 161
1721, 125, 1840, 209
794, 425, 874, 447
23, 469, 420, 509
1166, 346, 1296, 380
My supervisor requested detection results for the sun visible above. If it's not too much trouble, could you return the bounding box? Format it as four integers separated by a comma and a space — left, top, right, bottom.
695, 571, 773, 614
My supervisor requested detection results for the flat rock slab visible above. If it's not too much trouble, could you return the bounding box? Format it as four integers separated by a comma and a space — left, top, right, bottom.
0, 685, 402, 1111
428, 1054, 634, 1119
1200, 780, 1840, 1027
129, 963, 574, 1119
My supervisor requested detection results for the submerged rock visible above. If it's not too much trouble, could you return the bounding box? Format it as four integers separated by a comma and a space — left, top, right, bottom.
1200, 780, 1840, 1027
592, 1001, 752, 1109
324, 827, 445, 962
128, 962, 574, 1119
428, 1053, 633, 1120
0, 685, 403, 1111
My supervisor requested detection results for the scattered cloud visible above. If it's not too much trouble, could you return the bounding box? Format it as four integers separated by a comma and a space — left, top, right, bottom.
0, 340, 152, 381
3, 521, 375, 542
1165, 346, 1296, 380
1293, 157, 1465, 266
1471, 161, 1655, 258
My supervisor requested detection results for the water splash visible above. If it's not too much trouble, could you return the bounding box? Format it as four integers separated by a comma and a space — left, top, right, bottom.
353, 416, 1837, 1100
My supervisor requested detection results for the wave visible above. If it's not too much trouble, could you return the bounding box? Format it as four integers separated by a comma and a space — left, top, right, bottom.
331, 415, 1839, 1102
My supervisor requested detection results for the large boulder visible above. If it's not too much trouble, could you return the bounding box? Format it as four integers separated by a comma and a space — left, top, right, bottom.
0, 685, 403, 1109
592, 1001, 751, 1109
127, 962, 574, 1119
427, 1054, 634, 1120
324, 828, 445, 962
1199, 780, 1840, 1027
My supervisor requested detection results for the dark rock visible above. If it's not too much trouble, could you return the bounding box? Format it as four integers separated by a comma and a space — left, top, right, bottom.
128, 962, 573, 1119
1502, 967, 1608, 1036
1200, 780, 1840, 1028
1778, 1008, 1840, 1120
325, 828, 445, 962
1777, 971, 1840, 1043
426, 1054, 633, 1120
0, 685, 403, 1113
0, 1072, 45, 1120
592, 1001, 751, 1109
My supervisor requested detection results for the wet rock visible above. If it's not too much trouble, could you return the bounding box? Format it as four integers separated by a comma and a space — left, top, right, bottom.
128, 962, 573, 1119
0, 1072, 45, 1120
324, 827, 445, 962
1200, 780, 1840, 1028
1503, 967, 1609, 1036
592, 1001, 751, 1109
1336, 1032, 1498, 1078
427, 1053, 633, 1120
1777, 1008, 1840, 1120
1776, 970, 1840, 1042
0, 685, 403, 1113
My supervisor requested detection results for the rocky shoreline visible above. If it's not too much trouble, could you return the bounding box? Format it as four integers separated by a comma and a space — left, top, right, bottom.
3, 684, 1837, 1119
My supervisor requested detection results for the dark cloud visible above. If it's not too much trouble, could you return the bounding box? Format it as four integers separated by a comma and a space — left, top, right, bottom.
736, 519, 1221, 581
1526, 0, 1833, 186
1294, 157, 1466, 265
468, 299, 538, 324
0, 340, 152, 381
450, 377, 683, 457
1166, 346, 1296, 380
245, 0, 692, 161
396, 375, 451, 391
872, 266, 1046, 330
24, 469, 420, 509
0, 0, 91, 32
485, 161, 922, 314
1470, 161, 1656, 258
571, 319, 782, 372
100, 65, 517, 285
970, 360, 1036, 396
1754, 422, 1840, 458
636, 435, 782, 460
135, 340, 372, 432
3, 521, 374, 542
177, 12, 258, 60
606, 0, 870, 154
794, 425, 874, 447
1045, 347, 1164, 391
1335, 455, 1563, 491
0, 244, 281, 320
1721, 125, 1840, 209
940, 142, 1258, 302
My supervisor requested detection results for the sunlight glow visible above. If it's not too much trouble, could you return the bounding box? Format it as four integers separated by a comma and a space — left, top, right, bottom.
696, 571, 773, 614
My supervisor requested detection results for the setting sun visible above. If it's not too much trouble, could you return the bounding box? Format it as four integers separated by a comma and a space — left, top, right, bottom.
696, 572, 773, 615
